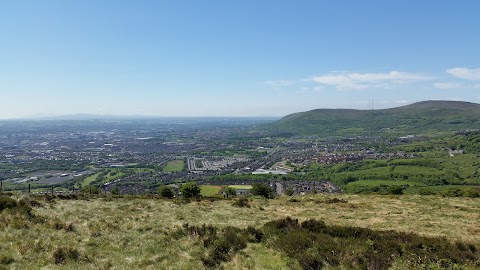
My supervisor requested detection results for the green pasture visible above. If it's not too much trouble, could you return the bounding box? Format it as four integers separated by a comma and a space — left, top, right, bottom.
131, 168, 155, 173
81, 170, 126, 187
163, 160, 185, 172
200, 185, 223, 197
82, 172, 101, 187
404, 185, 480, 194
227, 185, 253, 190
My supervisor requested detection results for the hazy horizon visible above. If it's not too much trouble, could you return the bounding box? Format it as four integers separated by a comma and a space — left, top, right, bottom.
1, 113, 282, 120
1, 1, 480, 118
2, 99, 479, 120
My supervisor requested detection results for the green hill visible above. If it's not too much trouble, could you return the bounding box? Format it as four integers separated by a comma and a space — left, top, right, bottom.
270, 100, 480, 136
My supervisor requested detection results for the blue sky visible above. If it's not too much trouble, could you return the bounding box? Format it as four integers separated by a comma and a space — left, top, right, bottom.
1, 0, 480, 118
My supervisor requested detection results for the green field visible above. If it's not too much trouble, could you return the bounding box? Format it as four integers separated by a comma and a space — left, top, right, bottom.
227, 185, 253, 190
81, 170, 126, 187
404, 185, 480, 194
347, 180, 426, 187
130, 168, 155, 173
81, 172, 100, 187
105, 171, 126, 182
345, 180, 425, 193
163, 160, 185, 172
0, 181, 17, 190
200, 185, 252, 197
1, 181, 43, 192
200, 185, 223, 196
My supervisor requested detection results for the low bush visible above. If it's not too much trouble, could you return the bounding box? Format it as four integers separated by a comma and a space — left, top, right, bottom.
0, 255, 15, 265
443, 187, 463, 197
301, 219, 326, 232
175, 223, 263, 269
223, 187, 237, 198
23, 198, 43, 207
180, 182, 201, 198
463, 188, 480, 198
0, 196, 17, 212
52, 246, 81, 264
231, 197, 250, 208
158, 185, 175, 199
419, 188, 437, 195
57, 194, 80, 200
183, 223, 217, 238
251, 183, 275, 199
324, 198, 348, 204
262, 217, 479, 270
0, 196, 34, 219
81, 185, 101, 195
385, 185, 404, 195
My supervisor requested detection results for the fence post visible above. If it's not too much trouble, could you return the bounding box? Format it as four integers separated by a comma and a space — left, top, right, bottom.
51, 186, 54, 196
28, 183, 31, 193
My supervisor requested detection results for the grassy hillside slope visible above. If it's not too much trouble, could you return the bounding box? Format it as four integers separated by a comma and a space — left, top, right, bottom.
1, 194, 479, 269
270, 100, 480, 136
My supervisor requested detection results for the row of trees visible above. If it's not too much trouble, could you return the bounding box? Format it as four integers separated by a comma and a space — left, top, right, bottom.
156, 182, 277, 199
157, 182, 201, 199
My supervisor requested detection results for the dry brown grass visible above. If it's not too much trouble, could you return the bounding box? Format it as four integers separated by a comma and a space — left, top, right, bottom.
0, 194, 479, 269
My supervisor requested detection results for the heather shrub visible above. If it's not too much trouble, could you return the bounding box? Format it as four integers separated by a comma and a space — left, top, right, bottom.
262, 217, 479, 270
0, 196, 17, 212
232, 197, 250, 208
52, 246, 80, 264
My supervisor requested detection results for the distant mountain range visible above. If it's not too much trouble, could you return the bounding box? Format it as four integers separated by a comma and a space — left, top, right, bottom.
269, 100, 480, 136
7, 114, 279, 121
18, 114, 149, 121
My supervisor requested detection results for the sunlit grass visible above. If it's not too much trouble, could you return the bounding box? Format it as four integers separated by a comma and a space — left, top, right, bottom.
1, 194, 479, 269
81, 172, 100, 187
162, 160, 185, 172
200, 185, 223, 196
228, 185, 253, 190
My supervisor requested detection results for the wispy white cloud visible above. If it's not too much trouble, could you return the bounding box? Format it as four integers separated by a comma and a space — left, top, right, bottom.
263, 80, 294, 88
296, 86, 323, 93
447, 68, 480, 80
433, 82, 462, 89
311, 71, 431, 90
